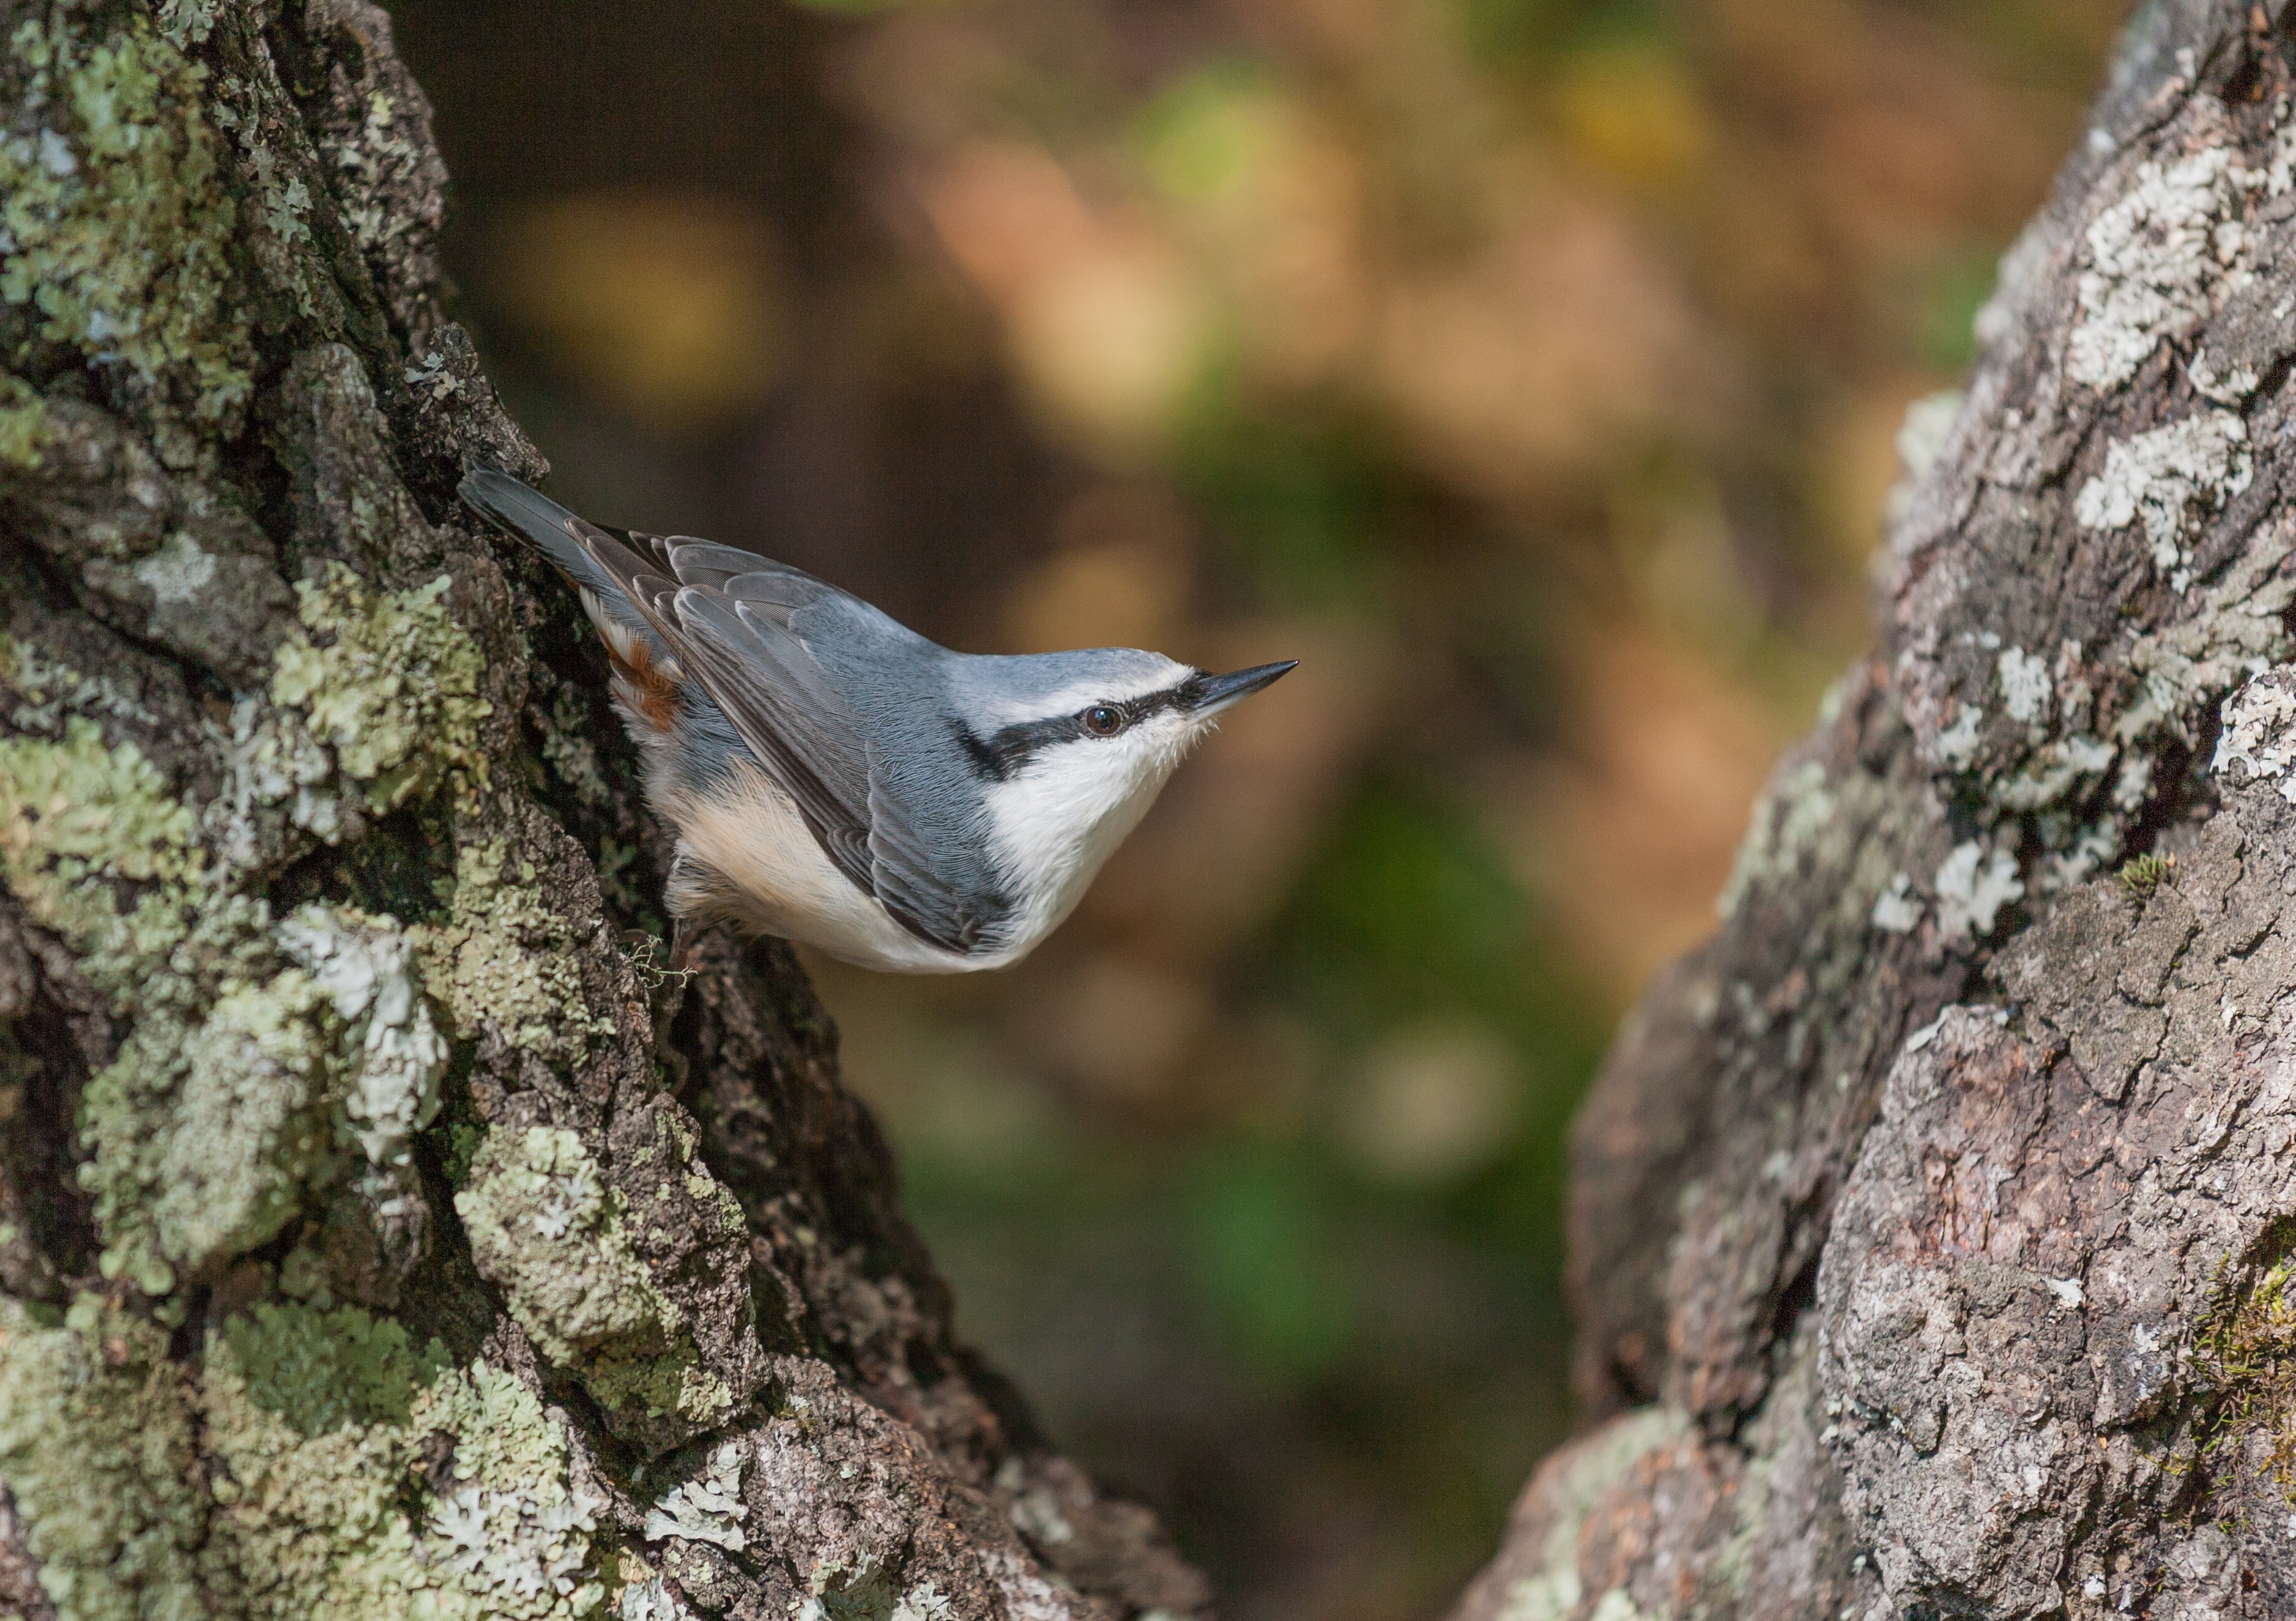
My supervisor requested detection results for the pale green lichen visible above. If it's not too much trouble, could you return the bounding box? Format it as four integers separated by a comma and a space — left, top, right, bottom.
1933, 839, 2024, 944
688, 1171, 748, 1239
80, 951, 286, 1294
642, 1442, 748, 1550
147, 967, 341, 1271
154, 0, 219, 48
415, 840, 610, 1064
0, 715, 201, 1001
618, 1576, 694, 1620
0, 1296, 210, 1621
0, 14, 253, 460
792, 1554, 957, 1621
0, 716, 198, 894
454, 1126, 724, 1426
0, 629, 159, 732
204, 696, 344, 872
278, 907, 450, 1166
0, 373, 48, 469
78, 901, 451, 1297
2068, 147, 2261, 394
272, 565, 492, 814
325, 87, 424, 262
0, 637, 462, 1297
2073, 410, 2253, 590
0, 689, 269, 1294
200, 1300, 609, 1619
72, 897, 277, 1296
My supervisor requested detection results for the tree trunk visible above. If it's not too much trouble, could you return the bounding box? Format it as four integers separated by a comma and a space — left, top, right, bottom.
1447, 4, 2296, 1618
0, 4, 1208, 1619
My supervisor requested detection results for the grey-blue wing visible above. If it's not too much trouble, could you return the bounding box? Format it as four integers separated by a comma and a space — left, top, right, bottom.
666, 589, 877, 881
664, 569, 1011, 956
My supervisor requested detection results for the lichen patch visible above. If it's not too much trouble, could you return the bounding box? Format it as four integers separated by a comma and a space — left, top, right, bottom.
455, 1126, 724, 1430
201, 1300, 609, 1619
644, 1442, 749, 1551
0, 1297, 209, 1621
2073, 411, 2253, 590
270, 565, 492, 814
1995, 647, 2053, 727
2212, 666, 2296, 802
1, 632, 464, 1300
414, 839, 611, 1065
2068, 146, 2261, 393
0, 373, 50, 469
1717, 759, 1834, 919
0, 13, 254, 464
1933, 841, 2023, 944
278, 906, 449, 1167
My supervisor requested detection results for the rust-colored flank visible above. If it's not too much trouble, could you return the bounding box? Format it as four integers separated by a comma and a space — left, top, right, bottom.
608, 634, 681, 730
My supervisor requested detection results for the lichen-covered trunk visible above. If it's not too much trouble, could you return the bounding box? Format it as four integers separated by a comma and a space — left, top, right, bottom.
1446, 4, 2296, 1619
0, 4, 1207, 1619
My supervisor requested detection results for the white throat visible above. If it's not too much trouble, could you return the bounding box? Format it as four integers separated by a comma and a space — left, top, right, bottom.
980, 720, 1199, 951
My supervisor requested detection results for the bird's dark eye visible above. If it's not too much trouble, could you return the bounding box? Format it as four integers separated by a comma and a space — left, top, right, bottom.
1082, 703, 1125, 736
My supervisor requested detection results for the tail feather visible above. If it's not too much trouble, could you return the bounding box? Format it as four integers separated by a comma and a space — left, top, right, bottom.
460, 469, 624, 587
458, 468, 688, 732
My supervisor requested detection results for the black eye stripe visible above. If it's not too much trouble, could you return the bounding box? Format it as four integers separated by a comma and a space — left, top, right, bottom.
959, 678, 1199, 778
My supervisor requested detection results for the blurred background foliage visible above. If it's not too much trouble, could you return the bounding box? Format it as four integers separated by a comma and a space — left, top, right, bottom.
388, 0, 2117, 1613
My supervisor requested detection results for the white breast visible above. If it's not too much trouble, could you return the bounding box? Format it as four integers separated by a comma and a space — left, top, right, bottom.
656, 718, 1191, 973
659, 759, 981, 973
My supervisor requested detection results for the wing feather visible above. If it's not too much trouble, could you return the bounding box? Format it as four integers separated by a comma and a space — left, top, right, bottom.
667, 574, 1001, 955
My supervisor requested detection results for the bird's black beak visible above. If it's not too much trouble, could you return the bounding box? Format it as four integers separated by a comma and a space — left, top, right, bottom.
1178, 661, 1298, 716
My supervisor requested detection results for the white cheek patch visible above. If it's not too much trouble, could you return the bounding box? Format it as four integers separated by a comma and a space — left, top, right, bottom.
980, 712, 1207, 946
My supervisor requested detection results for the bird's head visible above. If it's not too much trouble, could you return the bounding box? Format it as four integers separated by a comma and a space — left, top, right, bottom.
947, 649, 1297, 921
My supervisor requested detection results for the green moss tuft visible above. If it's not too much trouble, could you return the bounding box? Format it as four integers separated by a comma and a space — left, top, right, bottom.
0, 15, 253, 460
2116, 850, 2175, 901
454, 1126, 725, 1425
0, 1296, 210, 1621
271, 566, 492, 814
201, 1300, 609, 1619
2194, 1244, 2296, 1496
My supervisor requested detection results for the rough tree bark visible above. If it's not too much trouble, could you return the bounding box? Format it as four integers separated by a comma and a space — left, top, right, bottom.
0, 3, 1209, 1619
1447, 3, 2296, 1619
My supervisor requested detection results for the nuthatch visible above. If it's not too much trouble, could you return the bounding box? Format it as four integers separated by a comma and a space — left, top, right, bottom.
461, 470, 1295, 973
